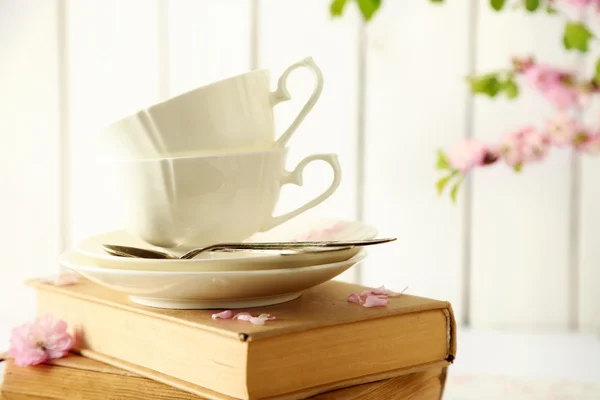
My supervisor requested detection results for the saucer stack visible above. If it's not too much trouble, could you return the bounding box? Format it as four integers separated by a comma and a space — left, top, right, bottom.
61, 57, 374, 310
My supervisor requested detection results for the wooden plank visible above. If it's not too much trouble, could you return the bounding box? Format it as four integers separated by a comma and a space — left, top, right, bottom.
0, 0, 62, 326
257, 0, 360, 222
469, 7, 575, 328
167, 0, 252, 97
257, 0, 361, 282
362, 1, 471, 317
577, 9, 600, 334
67, 0, 163, 244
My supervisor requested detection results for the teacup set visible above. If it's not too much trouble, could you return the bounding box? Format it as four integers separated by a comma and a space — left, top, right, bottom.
60, 57, 388, 309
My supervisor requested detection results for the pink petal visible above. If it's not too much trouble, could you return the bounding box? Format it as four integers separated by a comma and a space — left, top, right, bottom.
347, 293, 363, 304
11, 347, 48, 366
257, 313, 276, 321
363, 295, 389, 307
211, 310, 233, 320
371, 285, 406, 297
44, 332, 74, 359
39, 274, 79, 286
232, 312, 276, 325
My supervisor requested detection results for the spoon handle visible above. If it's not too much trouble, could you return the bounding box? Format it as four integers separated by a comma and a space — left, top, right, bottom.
180, 237, 396, 259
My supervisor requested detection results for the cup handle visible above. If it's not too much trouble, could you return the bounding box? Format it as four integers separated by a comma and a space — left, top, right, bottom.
270, 57, 324, 148
260, 154, 342, 232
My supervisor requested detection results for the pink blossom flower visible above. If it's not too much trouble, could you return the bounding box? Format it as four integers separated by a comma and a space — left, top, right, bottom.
523, 64, 580, 109
348, 285, 407, 308
560, 0, 600, 7
544, 113, 580, 146
447, 139, 488, 173
500, 126, 550, 167
210, 310, 276, 325
579, 133, 600, 154
8, 314, 74, 366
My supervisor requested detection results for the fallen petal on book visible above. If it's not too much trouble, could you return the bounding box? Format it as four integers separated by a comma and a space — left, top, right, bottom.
38, 273, 80, 286
233, 313, 276, 325
212, 311, 276, 325
211, 310, 233, 320
363, 295, 389, 307
8, 314, 74, 366
348, 285, 408, 307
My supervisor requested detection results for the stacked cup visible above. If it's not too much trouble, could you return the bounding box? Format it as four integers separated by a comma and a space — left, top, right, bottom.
96, 57, 342, 253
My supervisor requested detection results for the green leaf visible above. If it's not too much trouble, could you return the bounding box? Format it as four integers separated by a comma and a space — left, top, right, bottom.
450, 179, 463, 203
490, 0, 506, 11
436, 150, 450, 170
356, 0, 381, 21
563, 22, 593, 53
594, 59, 600, 85
513, 163, 523, 172
545, 4, 558, 14
524, 0, 540, 12
330, 0, 348, 16
504, 78, 519, 99
468, 74, 502, 97
436, 175, 453, 195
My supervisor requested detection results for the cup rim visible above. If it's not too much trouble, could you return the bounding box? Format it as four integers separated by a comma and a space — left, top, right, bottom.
98, 146, 288, 164
102, 69, 271, 130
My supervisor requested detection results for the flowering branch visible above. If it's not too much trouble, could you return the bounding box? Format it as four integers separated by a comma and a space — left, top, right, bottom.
327, 0, 600, 203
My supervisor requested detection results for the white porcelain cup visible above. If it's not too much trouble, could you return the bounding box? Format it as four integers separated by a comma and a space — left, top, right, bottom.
97, 57, 324, 160
111, 147, 341, 250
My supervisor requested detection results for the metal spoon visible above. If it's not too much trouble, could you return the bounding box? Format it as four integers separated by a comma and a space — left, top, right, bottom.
102, 237, 397, 260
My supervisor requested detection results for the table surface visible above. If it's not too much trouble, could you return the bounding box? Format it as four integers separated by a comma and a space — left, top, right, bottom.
1, 325, 599, 399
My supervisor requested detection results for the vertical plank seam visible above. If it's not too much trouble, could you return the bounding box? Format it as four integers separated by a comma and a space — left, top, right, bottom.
569, 8, 587, 332
355, 18, 367, 285
461, 0, 480, 327
157, 0, 170, 101
250, 0, 259, 70
56, 0, 71, 270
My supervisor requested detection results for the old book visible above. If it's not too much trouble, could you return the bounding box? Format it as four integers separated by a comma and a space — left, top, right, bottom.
0, 353, 448, 400
26, 277, 456, 400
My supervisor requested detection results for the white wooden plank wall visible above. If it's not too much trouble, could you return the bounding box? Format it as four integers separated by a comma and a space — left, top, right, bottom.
470, 6, 578, 330
362, 0, 472, 324
67, 0, 163, 245
0, 0, 63, 326
1, 0, 599, 333
579, 8, 600, 334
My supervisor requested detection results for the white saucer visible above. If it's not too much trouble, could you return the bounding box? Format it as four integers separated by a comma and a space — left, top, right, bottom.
60, 249, 367, 309
75, 218, 377, 272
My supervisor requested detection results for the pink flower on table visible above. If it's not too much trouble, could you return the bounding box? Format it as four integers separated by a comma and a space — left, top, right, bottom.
8, 314, 74, 366
447, 139, 488, 173
544, 113, 580, 146
523, 64, 580, 109
500, 126, 550, 168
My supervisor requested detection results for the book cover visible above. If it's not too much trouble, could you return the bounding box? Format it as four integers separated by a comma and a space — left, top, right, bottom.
25, 277, 456, 399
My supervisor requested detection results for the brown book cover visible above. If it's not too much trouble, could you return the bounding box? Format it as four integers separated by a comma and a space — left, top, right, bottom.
0, 353, 448, 400
25, 277, 456, 399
